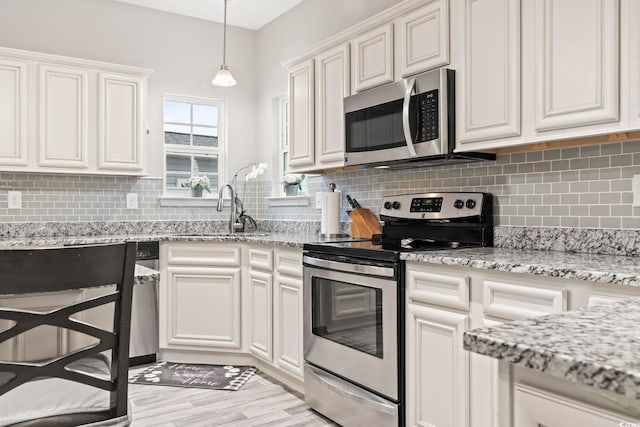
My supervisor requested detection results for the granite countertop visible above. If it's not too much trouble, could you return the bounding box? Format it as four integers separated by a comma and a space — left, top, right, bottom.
463, 298, 640, 402
0, 231, 318, 249
402, 247, 640, 287
134, 264, 159, 286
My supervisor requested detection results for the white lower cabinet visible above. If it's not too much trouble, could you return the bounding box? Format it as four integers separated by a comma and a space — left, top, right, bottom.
273, 272, 303, 378
406, 302, 469, 427
159, 243, 242, 352
248, 269, 273, 361
404, 262, 640, 427
0, 291, 83, 362
514, 383, 634, 426
227, 245, 304, 382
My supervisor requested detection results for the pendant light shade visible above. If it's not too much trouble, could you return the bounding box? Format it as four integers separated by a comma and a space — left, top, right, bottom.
212, 0, 236, 87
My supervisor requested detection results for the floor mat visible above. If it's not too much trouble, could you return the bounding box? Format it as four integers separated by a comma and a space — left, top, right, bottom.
129, 361, 257, 391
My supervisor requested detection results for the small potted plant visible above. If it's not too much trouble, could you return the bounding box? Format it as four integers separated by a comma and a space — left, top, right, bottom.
181, 162, 211, 197
283, 174, 305, 196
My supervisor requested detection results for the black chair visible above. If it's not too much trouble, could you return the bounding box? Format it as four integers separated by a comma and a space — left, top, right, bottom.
0, 242, 136, 427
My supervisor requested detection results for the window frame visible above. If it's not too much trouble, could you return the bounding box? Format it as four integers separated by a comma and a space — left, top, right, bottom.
162, 94, 227, 200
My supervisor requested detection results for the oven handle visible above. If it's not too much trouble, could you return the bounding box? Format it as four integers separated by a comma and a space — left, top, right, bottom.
402, 77, 418, 158
306, 364, 397, 415
303, 256, 395, 278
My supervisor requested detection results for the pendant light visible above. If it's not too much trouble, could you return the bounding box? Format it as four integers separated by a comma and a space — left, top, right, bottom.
212, 0, 236, 87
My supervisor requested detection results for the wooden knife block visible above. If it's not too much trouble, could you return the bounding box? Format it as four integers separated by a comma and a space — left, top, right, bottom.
349, 208, 382, 239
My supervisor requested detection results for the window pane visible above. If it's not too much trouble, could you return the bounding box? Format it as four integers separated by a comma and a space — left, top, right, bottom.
164, 101, 191, 124
194, 155, 218, 174
166, 154, 191, 172
195, 156, 218, 189
193, 127, 218, 147
164, 125, 191, 145
166, 173, 191, 190
193, 105, 218, 126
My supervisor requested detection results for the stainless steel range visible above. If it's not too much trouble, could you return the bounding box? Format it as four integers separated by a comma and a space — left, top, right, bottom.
303, 192, 493, 427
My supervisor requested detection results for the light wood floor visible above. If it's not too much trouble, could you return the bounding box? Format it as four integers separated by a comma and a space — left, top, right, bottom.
128, 368, 338, 427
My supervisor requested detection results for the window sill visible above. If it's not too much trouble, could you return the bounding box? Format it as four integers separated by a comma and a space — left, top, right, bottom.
159, 195, 221, 207
265, 195, 312, 207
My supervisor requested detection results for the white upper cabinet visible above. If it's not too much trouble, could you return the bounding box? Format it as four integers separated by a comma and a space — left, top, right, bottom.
287, 58, 315, 169
457, 0, 631, 152
534, 0, 619, 132
352, 23, 394, 93
629, 0, 640, 128
97, 73, 144, 171
0, 47, 151, 175
399, 0, 450, 78
38, 64, 89, 169
0, 58, 28, 167
315, 43, 350, 168
288, 43, 351, 173
457, 0, 521, 145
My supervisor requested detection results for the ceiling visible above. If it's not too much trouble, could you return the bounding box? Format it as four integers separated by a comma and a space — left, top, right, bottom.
110, 0, 304, 30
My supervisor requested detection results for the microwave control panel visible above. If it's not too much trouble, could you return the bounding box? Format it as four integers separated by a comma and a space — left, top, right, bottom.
417, 89, 439, 142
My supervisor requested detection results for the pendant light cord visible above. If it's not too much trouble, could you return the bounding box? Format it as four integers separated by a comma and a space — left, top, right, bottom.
222, 0, 227, 66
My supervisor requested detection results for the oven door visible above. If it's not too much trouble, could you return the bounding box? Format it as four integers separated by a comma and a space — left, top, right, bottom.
303, 257, 398, 400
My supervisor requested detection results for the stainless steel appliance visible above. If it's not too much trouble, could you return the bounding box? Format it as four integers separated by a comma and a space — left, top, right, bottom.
303, 192, 493, 427
131, 241, 160, 366
344, 68, 494, 168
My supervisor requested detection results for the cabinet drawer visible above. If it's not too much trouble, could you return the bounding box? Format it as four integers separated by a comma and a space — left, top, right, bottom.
276, 248, 303, 278
483, 280, 566, 321
165, 243, 240, 267
406, 265, 469, 311
249, 248, 273, 271
514, 383, 633, 426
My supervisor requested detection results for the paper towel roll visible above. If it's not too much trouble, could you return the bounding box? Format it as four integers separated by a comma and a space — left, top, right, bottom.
321, 191, 341, 236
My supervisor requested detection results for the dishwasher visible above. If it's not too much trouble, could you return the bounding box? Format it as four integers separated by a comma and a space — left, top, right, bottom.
131, 241, 160, 366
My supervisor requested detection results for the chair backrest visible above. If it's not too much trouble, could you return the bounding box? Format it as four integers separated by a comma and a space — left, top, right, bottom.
0, 242, 136, 426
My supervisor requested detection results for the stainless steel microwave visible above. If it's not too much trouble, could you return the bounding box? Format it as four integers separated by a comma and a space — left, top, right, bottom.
344, 68, 459, 167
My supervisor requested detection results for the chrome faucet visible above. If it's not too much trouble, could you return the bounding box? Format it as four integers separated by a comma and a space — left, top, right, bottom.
216, 183, 237, 234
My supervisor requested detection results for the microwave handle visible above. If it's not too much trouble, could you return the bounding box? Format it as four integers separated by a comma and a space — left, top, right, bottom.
402, 77, 418, 158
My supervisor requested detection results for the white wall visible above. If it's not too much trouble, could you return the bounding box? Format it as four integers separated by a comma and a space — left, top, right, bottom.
0, 0, 258, 180
254, 0, 403, 186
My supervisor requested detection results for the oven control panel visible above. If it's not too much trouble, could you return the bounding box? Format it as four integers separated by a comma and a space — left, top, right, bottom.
380, 192, 487, 220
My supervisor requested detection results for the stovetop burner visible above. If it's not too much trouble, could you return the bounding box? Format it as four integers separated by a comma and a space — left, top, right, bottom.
304, 192, 493, 260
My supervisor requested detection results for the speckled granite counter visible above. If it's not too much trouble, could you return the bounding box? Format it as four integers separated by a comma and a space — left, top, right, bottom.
134, 264, 159, 286
0, 232, 317, 249
402, 247, 640, 287
464, 298, 640, 401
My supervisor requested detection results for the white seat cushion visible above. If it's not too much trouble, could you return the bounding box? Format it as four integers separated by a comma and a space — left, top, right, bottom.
0, 356, 117, 426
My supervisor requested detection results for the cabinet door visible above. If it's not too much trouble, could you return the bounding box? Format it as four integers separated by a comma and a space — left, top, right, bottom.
406, 303, 469, 427
98, 72, 144, 171
514, 383, 633, 426
161, 266, 241, 350
287, 59, 315, 169
399, 0, 450, 78
248, 270, 273, 362
0, 58, 28, 166
628, 0, 640, 127
352, 23, 394, 92
0, 292, 82, 362
38, 64, 88, 168
273, 274, 303, 379
457, 0, 521, 146
534, 0, 619, 131
315, 43, 349, 168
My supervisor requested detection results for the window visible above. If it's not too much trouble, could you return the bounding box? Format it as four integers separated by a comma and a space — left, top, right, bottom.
279, 96, 289, 177
163, 95, 225, 197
